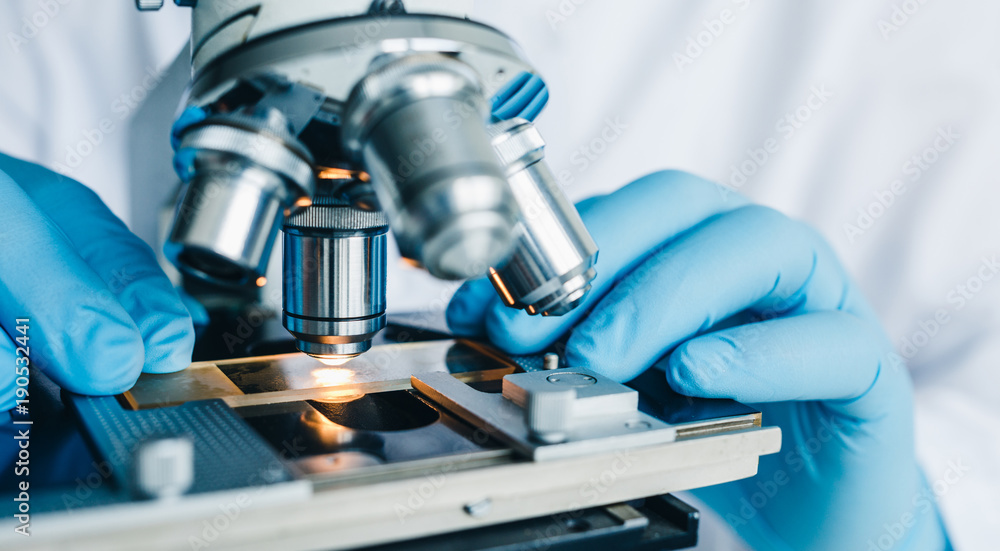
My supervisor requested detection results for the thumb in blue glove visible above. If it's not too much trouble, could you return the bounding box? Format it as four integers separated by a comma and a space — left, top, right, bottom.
0, 153, 196, 413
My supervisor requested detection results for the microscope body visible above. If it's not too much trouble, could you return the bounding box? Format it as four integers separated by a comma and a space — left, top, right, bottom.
6, 10, 781, 550
148, 0, 598, 362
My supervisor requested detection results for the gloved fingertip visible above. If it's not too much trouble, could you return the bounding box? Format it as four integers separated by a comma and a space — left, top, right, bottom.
137, 297, 195, 375
179, 291, 209, 330
516, 74, 546, 102
171, 106, 208, 151
163, 239, 182, 266
445, 279, 495, 337
173, 149, 197, 182
563, 327, 595, 366
446, 308, 486, 338
665, 338, 735, 398
141, 317, 195, 374
491, 101, 520, 122
491, 71, 532, 110
115, 281, 196, 375
493, 75, 547, 121
565, 328, 642, 383
502, 85, 539, 119
520, 88, 549, 122
484, 307, 555, 355
61, 318, 145, 396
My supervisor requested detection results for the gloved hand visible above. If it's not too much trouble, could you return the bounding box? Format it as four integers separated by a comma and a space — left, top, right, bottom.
491, 71, 549, 122
170, 105, 208, 183
0, 153, 196, 415
447, 171, 951, 550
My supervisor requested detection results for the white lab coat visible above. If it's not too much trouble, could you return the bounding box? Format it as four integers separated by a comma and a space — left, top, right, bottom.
2, 1, 996, 548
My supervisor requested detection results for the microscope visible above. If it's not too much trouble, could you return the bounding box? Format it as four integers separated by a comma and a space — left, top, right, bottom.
0, 4, 782, 550
151, 0, 599, 364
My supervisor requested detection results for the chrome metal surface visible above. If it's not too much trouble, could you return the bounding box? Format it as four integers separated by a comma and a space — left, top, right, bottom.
169, 110, 315, 285
122, 340, 516, 410
505, 369, 640, 419
185, 16, 531, 105
135, 0, 163, 10
186, 1, 473, 72
282, 195, 389, 361
10, 424, 781, 551
165, 5, 600, 361
487, 119, 599, 315
17, 336, 783, 550
343, 53, 518, 279
412, 369, 678, 461
524, 388, 574, 444
236, 395, 510, 485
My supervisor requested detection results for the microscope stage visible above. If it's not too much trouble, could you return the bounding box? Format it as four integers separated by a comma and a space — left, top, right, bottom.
3, 339, 780, 550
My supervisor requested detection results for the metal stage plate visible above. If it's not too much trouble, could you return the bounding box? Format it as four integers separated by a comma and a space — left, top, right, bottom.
1, 338, 780, 551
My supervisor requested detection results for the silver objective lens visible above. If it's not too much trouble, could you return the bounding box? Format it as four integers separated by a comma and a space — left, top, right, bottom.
282, 196, 388, 364
487, 119, 598, 316
342, 53, 518, 280
170, 109, 315, 285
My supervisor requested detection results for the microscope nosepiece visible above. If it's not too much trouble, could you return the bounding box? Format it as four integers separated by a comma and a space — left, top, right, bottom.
282, 197, 388, 362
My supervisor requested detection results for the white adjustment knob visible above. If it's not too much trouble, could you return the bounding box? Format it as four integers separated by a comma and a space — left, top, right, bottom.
135, 0, 164, 10
526, 388, 575, 444
135, 437, 194, 499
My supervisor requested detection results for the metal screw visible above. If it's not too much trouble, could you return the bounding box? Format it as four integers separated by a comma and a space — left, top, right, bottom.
546, 373, 597, 387
135, 0, 164, 10
625, 420, 651, 431
464, 498, 493, 517
543, 353, 559, 370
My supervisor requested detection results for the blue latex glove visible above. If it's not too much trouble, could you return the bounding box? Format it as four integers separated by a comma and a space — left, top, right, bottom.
171, 105, 208, 182
448, 171, 951, 550
491, 71, 549, 122
0, 153, 196, 414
